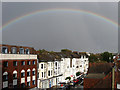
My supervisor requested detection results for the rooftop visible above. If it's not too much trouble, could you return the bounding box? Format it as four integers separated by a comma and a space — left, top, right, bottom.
85, 73, 105, 79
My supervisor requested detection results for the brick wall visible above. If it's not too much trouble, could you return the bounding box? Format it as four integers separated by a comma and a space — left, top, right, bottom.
84, 78, 102, 88
2, 59, 37, 89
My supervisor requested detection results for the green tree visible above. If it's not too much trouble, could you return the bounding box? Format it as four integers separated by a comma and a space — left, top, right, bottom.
89, 54, 98, 62
101, 52, 113, 62
61, 49, 72, 52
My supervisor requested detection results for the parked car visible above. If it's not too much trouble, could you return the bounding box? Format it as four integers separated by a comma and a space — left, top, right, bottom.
73, 79, 79, 83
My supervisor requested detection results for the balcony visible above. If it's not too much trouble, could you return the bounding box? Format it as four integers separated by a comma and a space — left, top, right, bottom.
0, 54, 37, 60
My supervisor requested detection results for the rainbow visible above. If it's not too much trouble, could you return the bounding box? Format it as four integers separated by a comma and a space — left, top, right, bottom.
1, 8, 118, 30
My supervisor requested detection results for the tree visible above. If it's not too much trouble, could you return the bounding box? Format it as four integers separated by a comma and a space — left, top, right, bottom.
61, 49, 72, 53
101, 52, 113, 62
89, 54, 98, 62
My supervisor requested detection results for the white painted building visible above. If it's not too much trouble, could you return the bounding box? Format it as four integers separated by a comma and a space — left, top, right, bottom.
37, 51, 89, 88
37, 53, 63, 89
59, 52, 89, 83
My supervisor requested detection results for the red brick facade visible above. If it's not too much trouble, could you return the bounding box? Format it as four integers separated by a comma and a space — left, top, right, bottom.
1, 44, 38, 89
2, 59, 37, 89
84, 78, 101, 88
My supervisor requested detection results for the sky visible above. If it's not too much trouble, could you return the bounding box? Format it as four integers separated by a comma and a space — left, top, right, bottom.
2, 2, 118, 53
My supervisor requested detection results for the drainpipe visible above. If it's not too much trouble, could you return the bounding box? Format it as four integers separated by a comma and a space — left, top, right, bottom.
112, 67, 115, 90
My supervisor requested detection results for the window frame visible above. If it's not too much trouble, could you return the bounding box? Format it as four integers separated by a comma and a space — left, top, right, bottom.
13, 61, 17, 66
21, 61, 25, 66
33, 60, 35, 65
21, 72, 25, 78
25, 48, 30, 54
3, 61, 8, 67
32, 80, 35, 85
27, 61, 31, 65
48, 70, 50, 76
2, 46, 8, 54
41, 64, 43, 69
11, 47, 17, 54
19, 48, 24, 54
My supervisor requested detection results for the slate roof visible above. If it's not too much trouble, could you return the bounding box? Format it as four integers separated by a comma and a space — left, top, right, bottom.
85, 73, 105, 79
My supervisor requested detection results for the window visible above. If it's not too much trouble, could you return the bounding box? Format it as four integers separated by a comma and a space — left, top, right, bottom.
3, 72, 8, 81
42, 72, 43, 78
86, 55, 88, 58
21, 70, 25, 78
27, 72, 30, 77
3, 75, 8, 81
21, 61, 25, 65
11, 47, 17, 54
80, 55, 81, 58
2, 47, 8, 54
19, 48, 24, 54
25, 49, 30, 54
51, 70, 52, 76
41, 64, 43, 69
37, 73, 39, 78
76, 66, 79, 68
21, 72, 25, 78
3, 61, 8, 67
27, 69, 30, 77
21, 83, 25, 88
13, 74, 17, 79
13, 70, 17, 79
55, 62, 57, 69
83, 55, 84, 58
13, 61, 17, 66
32, 71, 35, 75
27, 61, 31, 65
55, 62, 57, 67
33, 60, 35, 65
48, 71, 50, 76
32, 80, 35, 85
32, 68, 35, 75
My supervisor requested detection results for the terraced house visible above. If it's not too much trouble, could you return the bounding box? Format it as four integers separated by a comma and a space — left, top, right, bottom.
60, 51, 89, 83
0, 44, 38, 89
37, 51, 63, 88
37, 50, 89, 88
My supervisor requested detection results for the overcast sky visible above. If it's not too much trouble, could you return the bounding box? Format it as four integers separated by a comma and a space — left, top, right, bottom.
2, 2, 118, 53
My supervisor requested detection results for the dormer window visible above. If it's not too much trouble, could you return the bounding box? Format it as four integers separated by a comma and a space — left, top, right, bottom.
83, 55, 84, 58
80, 55, 81, 58
11, 47, 17, 54
2, 47, 8, 54
20, 48, 24, 54
25, 49, 30, 54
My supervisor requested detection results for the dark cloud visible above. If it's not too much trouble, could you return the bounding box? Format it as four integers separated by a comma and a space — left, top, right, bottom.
2, 2, 118, 53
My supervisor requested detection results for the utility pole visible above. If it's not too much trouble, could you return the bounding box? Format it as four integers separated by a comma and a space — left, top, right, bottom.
112, 67, 115, 90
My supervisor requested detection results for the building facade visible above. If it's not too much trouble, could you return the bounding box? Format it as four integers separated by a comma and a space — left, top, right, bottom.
60, 52, 89, 83
37, 53, 62, 89
1, 44, 37, 89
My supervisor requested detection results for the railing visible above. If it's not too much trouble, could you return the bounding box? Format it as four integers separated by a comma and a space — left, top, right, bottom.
0, 54, 37, 60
